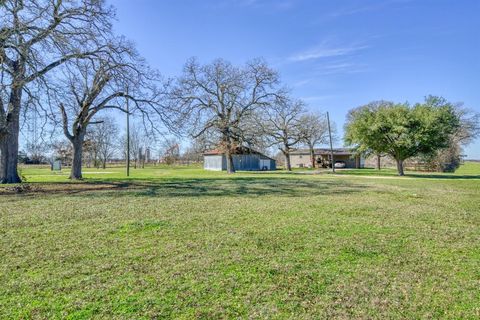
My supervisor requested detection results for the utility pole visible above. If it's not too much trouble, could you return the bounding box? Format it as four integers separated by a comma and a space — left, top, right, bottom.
126, 91, 130, 177
327, 111, 335, 173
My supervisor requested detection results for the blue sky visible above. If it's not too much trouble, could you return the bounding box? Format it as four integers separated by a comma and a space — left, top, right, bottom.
110, 0, 480, 158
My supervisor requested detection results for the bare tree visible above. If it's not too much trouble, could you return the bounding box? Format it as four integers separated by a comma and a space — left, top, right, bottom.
121, 123, 145, 169
20, 107, 49, 164
260, 97, 306, 171
51, 139, 73, 165
299, 113, 330, 168
55, 40, 167, 179
159, 137, 180, 165
82, 134, 100, 168
88, 116, 119, 169
170, 58, 281, 173
452, 105, 480, 145
181, 135, 215, 164
0, 0, 114, 183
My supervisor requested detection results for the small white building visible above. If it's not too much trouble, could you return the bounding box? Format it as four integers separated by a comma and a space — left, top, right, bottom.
204, 147, 276, 171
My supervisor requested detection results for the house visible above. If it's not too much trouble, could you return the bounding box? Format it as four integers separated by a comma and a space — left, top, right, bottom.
204, 147, 276, 171
289, 148, 364, 169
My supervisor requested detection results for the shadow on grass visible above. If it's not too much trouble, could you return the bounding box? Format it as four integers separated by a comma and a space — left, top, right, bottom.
129, 177, 361, 198
1, 176, 367, 198
333, 169, 480, 180
405, 174, 480, 180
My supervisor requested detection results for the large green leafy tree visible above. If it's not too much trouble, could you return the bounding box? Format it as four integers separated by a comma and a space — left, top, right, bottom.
345, 97, 460, 175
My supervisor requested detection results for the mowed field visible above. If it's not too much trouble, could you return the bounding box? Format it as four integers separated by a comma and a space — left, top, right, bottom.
1, 163, 479, 319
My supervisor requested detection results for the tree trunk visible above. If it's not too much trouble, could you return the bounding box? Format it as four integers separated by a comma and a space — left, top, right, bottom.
0, 129, 21, 184
309, 146, 316, 168
376, 154, 381, 170
70, 136, 85, 180
225, 149, 235, 174
396, 159, 405, 176
284, 151, 292, 171
0, 89, 22, 184
102, 159, 106, 169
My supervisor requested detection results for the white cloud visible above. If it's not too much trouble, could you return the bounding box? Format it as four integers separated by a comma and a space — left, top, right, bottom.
314, 62, 369, 75
329, 0, 414, 18
289, 43, 369, 62
292, 79, 311, 87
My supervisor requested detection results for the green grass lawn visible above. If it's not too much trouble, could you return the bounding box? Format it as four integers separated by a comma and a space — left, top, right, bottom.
1, 163, 479, 319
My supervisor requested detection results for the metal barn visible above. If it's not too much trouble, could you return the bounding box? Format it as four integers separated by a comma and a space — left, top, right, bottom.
204, 148, 276, 171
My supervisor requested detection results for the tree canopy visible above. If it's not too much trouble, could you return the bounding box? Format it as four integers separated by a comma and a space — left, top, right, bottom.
1, 0, 115, 183
258, 96, 305, 171
344, 97, 460, 175
298, 112, 330, 168
170, 58, 281, 173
